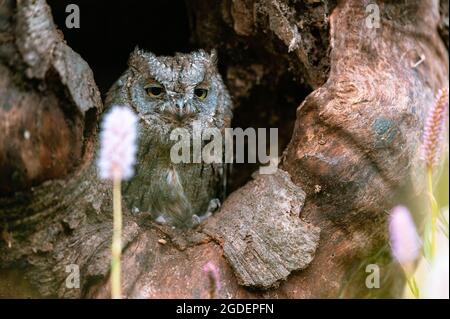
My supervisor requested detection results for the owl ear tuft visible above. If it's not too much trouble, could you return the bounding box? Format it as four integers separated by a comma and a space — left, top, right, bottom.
209, 49, 218, 67
129, 47, 144, 69
129, 47, 156, 71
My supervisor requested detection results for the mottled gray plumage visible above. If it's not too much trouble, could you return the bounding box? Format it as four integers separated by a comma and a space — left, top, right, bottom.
105, 48, 232, 228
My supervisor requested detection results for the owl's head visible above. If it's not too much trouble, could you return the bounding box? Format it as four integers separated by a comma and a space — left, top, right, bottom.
126, 48, 229, 130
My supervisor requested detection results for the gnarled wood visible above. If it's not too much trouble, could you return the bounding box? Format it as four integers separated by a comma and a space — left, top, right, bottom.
0, 0, 448, 298
204, 169, 319, 289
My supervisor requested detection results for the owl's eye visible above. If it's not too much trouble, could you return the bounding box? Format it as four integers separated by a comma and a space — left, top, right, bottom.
145, 84, 165, 97
194, 88, 208, 100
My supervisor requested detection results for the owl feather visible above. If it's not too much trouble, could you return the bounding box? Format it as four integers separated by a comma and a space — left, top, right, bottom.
105, 48, 233, 228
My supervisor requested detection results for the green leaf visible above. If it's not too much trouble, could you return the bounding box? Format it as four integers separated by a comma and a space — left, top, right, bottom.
423, 218, 433, 261
437, 208, 449, 238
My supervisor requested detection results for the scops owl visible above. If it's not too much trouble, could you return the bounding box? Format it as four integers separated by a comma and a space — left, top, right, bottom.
105, 48, 233, 228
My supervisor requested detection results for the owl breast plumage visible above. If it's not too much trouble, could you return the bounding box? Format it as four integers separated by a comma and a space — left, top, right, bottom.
105, 48, 233, 227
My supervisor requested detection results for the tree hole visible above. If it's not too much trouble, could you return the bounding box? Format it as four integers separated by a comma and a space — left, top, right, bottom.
47, 0, 312, 194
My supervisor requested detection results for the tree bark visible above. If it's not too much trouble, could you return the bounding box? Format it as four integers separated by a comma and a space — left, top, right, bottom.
0, 0, 448, 298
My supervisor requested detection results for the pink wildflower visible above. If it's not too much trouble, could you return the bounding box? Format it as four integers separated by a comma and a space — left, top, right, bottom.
421, 88, 449, 168
98, 105, 138, 180
389, 206, 421, 267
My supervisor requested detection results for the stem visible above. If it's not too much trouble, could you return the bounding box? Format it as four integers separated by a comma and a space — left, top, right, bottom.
406, 273, 420, 299
111, 176, 122, 299
207, 274, 217, 299
427, 165, 438, 259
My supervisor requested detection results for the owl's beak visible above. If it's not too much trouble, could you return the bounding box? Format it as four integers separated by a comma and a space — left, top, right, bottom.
176, 100, 185, 115
165, 100, 193, 123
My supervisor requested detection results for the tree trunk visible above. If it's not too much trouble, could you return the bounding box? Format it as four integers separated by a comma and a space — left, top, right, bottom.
0, 0, 448, 298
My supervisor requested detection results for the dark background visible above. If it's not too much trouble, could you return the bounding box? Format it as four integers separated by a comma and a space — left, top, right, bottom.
48, 0, 192, 94
46, 0, 310, 193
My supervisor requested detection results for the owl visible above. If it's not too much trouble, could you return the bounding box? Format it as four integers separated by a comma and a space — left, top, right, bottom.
105, 48, 233, 228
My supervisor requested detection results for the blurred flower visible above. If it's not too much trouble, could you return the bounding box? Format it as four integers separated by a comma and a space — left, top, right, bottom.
422, 254, 449, 299
98, 105, 138, 180
421, 88, 449, 168
203, 261, 221, 298
389, 206, 421, 268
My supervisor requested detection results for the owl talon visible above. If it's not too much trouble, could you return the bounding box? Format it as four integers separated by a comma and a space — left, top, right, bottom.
206, 198, 221, 214
155, 215, 168, 225
192, 214, 201, 226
